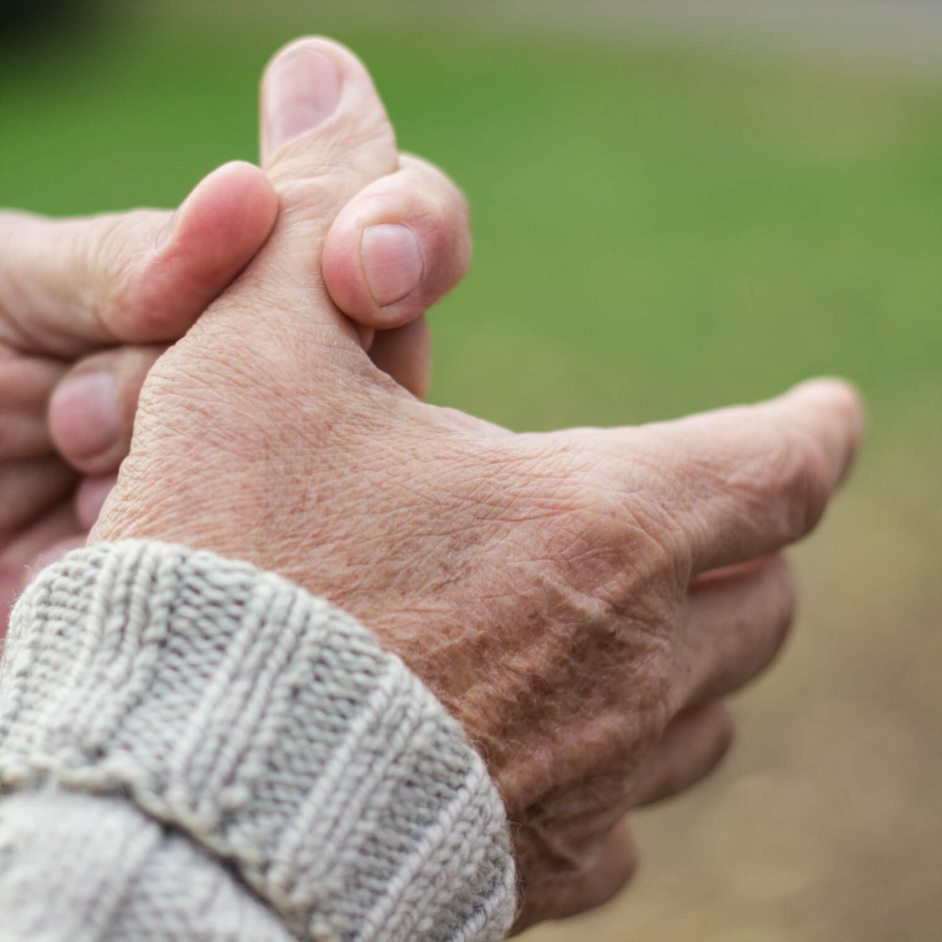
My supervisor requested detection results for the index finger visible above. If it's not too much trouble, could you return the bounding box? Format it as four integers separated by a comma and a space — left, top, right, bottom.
623, 379, 863, 575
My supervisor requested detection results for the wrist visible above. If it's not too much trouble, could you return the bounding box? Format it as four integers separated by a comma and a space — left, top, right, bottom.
1, 541, 517, 940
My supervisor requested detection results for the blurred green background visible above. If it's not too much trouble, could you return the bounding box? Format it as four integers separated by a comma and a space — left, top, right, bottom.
2, 1, 940, 938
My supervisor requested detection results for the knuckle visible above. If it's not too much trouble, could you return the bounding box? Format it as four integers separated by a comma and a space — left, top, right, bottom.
779, 428, 834, 536
745, 425, 834, 541
547, 459, 674, 590
274, 115, 397, 189
89, 217, 144, 337
400, 162, 471, 275
405, 153, 468, 213
419, 192, 472, 283
274, 173, 343, 221
533, 453, 692, 651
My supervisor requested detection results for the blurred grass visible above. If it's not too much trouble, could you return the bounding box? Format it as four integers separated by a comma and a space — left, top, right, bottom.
2, 2, 941, 939
3, 3, 941, 432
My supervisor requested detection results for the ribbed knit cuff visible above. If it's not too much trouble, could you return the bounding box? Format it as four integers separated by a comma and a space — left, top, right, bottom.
0, 541, 516, 942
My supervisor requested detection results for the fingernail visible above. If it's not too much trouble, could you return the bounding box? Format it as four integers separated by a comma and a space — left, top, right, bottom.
361, 224, 423, 310
50, 372, 120, 459
264, 48, 342, 152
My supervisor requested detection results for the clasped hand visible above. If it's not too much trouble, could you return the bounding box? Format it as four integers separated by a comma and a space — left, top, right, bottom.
2, 38, 862, 931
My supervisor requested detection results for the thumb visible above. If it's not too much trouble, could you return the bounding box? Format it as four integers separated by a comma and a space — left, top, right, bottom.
198, 38, 398, 360
0, 162, 278, 358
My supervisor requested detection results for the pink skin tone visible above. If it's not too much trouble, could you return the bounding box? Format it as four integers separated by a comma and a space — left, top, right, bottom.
0, 34, 863, 931
0, 96, 471, 625
89, 38, 863, 929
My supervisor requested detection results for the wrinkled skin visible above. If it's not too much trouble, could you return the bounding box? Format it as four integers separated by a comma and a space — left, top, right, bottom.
92, 38, 862, 930
0, 81, 471, 622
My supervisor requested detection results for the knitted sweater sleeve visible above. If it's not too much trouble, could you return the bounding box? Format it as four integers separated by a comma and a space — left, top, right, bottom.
0, 541, 516, 942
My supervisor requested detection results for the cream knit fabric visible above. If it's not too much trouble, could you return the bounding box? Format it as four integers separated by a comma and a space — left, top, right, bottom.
0, 541, 516, 941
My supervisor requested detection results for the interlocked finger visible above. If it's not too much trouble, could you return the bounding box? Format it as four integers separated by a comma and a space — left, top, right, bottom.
630, 701, 735, 808
678, 554, 795, 708
48, 345, 165, 476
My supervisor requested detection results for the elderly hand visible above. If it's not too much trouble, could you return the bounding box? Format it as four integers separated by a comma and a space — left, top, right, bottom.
0, 77, 471, 621
92, 38, 862, 930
